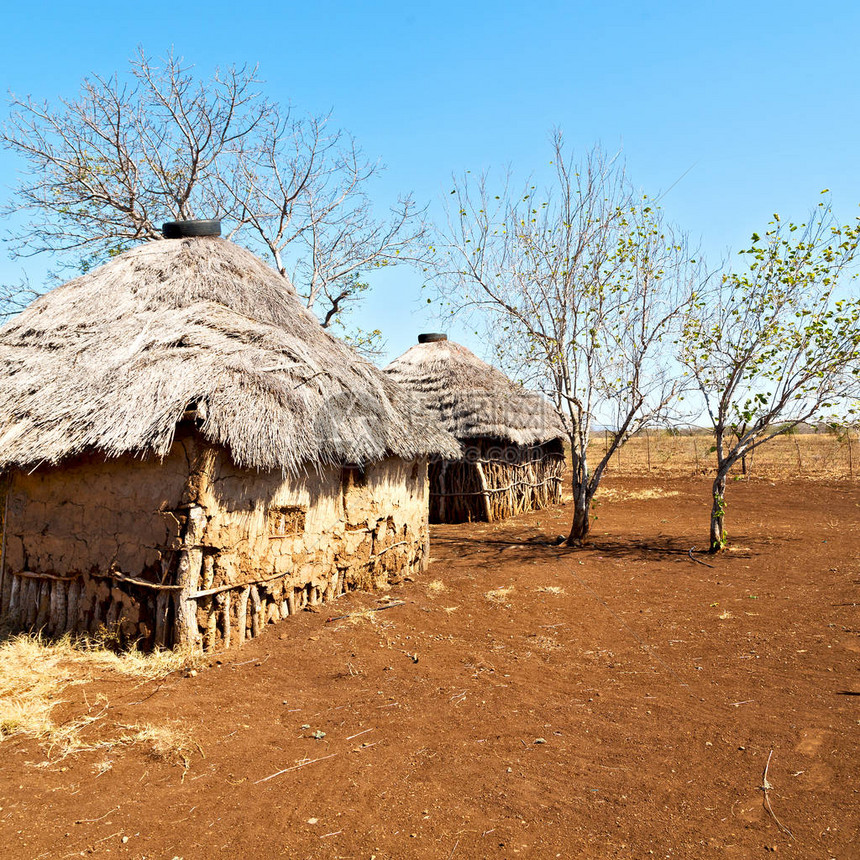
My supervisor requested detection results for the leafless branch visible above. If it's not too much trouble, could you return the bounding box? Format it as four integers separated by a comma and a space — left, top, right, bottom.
1, 49, 425, 332
432, 130, 702, 544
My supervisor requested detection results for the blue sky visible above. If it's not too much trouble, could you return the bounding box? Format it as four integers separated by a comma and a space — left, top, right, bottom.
2, 0, 859, 363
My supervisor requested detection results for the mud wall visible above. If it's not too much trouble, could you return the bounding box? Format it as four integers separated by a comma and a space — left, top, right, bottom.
0, 433, 429, 649
195, 449, 428, 648
0, 445, 189, 644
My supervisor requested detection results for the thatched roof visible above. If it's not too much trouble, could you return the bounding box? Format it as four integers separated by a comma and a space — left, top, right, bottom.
0, 237, 461, 473
384, 337, 565, 447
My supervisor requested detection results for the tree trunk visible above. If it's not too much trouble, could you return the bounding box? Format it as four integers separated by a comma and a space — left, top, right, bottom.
566, 439, 592, 547
566, 480, 592, 546
567, 502, 590, 545
709, 473, 727, 553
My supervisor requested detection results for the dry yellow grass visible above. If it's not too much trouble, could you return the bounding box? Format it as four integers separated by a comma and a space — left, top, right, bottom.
596, 487, 681, 502
485, 586, 515, 605
118, 723, 201, 772
537, 585, 566, 595
0, 633, 201, 762
340, 606, 386, 626
426, 579, 447, 595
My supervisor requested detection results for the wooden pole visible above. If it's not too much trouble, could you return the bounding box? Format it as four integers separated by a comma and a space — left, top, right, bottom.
237, 585, 250, 645
174, 504, 206, 647
201, 554, 217, 650
7, 574, 21, 627
88, 584, 102, 634
474, 461, 493, 522
218, 590, 231, 649
154, 590, 170, 649
49, 580, 68, 637
65, 580, 80, 636
173, 439, 216, 648
23, 578, 37, 627
249, 585, 261, 638
0, 478, 10, 618
35, 580, 51, 630
14, 575, 26, 628
75, 578, 95, 635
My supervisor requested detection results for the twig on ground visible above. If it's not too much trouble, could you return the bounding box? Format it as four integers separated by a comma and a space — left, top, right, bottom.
761, 748, 794, 838
90, 831, 122, 847
254, 753, 337, 784
325, 601, 405, 623
346, 728, 373, 741
74, 805, 119, 824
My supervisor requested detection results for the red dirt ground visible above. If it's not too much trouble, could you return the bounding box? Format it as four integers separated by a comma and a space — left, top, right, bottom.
0, 475, 858, 859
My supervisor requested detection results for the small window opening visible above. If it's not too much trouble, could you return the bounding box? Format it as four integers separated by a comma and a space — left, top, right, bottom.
267, 506, 306, 538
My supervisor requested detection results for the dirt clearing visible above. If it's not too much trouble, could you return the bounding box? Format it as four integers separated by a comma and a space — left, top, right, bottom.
0, 475, 857, 858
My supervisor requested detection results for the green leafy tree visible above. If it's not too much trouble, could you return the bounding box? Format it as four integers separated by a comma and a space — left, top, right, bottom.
681, 199, 860, 552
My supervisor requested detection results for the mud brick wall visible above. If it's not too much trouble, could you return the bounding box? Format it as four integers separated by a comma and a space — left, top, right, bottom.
0, 433, 429, 650
197, 450, 429, 649
2, 446, 188, 578
0, 446, 189, 644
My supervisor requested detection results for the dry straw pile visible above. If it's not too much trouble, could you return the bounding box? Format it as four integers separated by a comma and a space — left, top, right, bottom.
0, 632, 200, 765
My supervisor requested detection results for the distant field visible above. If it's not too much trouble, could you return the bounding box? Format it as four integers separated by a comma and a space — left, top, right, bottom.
586, 430, 860, 480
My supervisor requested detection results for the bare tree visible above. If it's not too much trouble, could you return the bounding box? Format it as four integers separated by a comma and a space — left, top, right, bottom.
1, 49, 425, 342
434, 132, 701, 545
0, 277, 38, 322
681, 200, 860, 552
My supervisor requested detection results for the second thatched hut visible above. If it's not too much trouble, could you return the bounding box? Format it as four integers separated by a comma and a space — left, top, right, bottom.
385, 334, 566, 523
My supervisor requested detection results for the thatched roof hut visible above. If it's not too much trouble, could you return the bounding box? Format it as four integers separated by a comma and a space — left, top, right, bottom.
0, 223, 460, 649
385, 334, 565, 523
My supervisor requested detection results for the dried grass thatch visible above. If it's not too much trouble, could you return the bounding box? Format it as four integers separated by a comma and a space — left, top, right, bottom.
384, 338, 565, 447
0, 238, 460, 473
385, 337, 565, 522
